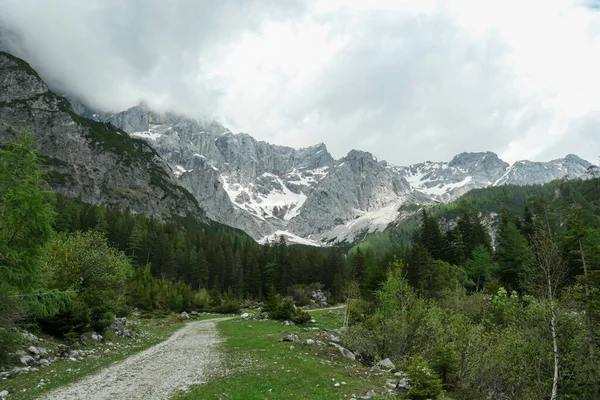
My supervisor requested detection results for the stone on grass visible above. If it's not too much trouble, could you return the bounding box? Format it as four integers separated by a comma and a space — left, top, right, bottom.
180, 311, 190, 320
0, 390, 8, 398
328, 335, 340, 343
239, 313, 250, 319
305, 339, 315, 346
20, 355, 34, 366
375, 358, 395, 370
27, 346, 40, 355
281, 333, 299, 342
338, 347, 356, 360
91, 332, 103, 342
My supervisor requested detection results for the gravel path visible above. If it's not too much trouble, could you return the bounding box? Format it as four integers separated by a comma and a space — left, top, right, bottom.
40, 317, 231, 400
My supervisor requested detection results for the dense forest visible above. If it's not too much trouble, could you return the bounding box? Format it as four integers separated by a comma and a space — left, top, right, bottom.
0, 132, 347, 363
340, 167, 600, 399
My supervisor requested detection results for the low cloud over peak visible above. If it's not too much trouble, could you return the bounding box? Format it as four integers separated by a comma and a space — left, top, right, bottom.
1, 0, 598, 165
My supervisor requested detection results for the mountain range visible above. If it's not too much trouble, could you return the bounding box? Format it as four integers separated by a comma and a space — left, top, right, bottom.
80, 103, 592, 245
0, 51, 594, 246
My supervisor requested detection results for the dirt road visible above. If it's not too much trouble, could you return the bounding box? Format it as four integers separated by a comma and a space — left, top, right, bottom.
40, 317, 231, 400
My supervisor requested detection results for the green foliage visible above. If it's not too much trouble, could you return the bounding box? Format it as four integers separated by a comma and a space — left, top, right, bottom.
403, 356, 445, 400
0, 130, 69, 361
0, 130, 55, 296
43, 231, 132, 333
268, 298, 312, 324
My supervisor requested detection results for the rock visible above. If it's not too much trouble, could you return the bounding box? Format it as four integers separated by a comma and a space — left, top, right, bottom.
281, 333, 299, 342
191, 311, 198, 315
305, 339, 315, 345
38, 347, 48, 356
258, 312, 269, 319
394, 372, 411, 391
79, 334, 88, 345
282, 320, 295, 326
334, 382, 341, 388
180, 311, 190, 320
289, 345, 295, 350
20, 355, 35, 365
338, 347, 356, 360
309, 319, 316, 323
10, 367, 22, 376
328, 335, 340, 343
37, 359, 50, 367
27, 346, 40, 355
239, 313, 250, 319
0, 390, 8, 398
316, 340, 326, 347
91, 332, 103, 342
375, 358, 395, 370
366, 389, 377, 398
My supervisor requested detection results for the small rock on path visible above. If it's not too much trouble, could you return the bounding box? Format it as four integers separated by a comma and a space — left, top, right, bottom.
39, 317, 230, 400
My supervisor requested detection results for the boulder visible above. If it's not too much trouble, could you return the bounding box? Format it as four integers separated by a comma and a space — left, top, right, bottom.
239, 313, 250, 319
338, 346, 356, 360
0, 390, 8, 398
305, 339, 315, 346
91, 332, 103, 342
37, 359, 50, 367
20, 355, 35, 365
281, 333, 299, 342
328, 335, 341, 343
393, 371, 411, 391
27, 346, 40, 355
375, 358, 395, 370
180, 311, 190, 320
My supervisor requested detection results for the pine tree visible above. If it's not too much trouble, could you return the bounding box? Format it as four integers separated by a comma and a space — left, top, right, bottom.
0, 131, 70, 359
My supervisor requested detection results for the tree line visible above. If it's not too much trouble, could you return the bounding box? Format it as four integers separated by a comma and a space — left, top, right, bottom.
343, 171, 600, 399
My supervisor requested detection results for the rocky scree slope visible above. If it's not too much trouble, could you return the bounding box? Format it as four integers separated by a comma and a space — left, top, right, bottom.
0, 52, 207, 224
75, 104, 593, 246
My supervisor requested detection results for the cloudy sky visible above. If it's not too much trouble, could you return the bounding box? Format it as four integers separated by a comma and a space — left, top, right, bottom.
1, 0, 599, 165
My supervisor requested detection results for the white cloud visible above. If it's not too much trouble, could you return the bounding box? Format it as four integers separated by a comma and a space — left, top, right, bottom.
1, 0, 599, 165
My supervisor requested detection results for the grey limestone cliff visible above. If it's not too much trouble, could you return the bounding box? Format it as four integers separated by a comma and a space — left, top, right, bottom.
0, 51, 207, 224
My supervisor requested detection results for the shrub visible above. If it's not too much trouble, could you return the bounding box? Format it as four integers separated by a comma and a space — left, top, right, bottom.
270, 298, 312, 324
42, 231, 132, 334
403, 356, 444, 400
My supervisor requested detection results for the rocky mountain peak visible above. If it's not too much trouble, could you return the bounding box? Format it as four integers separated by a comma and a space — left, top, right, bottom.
0, 52, 48, 102
0, 51, 207, 225
58, 93, 595, 246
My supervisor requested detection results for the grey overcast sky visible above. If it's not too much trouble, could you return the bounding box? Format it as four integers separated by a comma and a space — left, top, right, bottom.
1, 0, 599, 165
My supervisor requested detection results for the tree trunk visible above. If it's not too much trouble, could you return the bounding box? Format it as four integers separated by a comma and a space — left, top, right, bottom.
579, 238, 599, 396
550, 300, 559, 400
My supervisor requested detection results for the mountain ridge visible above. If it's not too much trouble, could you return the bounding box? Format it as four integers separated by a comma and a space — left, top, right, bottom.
0, 51, 209, 226
81, 101, 592, 245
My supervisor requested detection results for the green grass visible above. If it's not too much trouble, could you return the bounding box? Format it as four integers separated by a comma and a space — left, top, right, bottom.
1, 314, 197, 400
179, 307, 386, 400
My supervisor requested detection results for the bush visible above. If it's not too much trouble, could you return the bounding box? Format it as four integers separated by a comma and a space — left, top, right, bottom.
403, 356, 444, 400
270, 298, 312, 324
42, 231, 132, 334
211, 300, 241, 314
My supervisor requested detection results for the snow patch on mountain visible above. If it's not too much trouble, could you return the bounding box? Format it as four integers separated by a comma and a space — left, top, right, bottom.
258, 231, 323, 247
319, 199, 407, 244
221, 173, 308, 221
